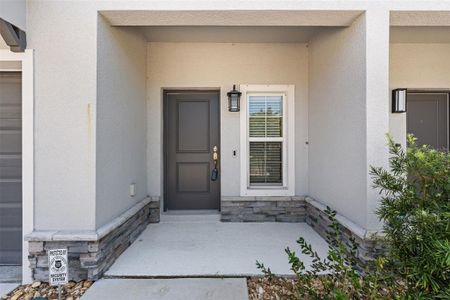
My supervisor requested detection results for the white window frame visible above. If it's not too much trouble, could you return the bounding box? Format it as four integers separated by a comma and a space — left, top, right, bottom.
240, 84, 295, 196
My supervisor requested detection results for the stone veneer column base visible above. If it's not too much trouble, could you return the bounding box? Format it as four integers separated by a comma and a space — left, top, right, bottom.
305, 197, 386, 265
221, 196, 306, 222
25, 197, 160, 282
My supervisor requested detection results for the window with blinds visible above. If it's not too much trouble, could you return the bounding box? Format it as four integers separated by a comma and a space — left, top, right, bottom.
248, 95, 284, 186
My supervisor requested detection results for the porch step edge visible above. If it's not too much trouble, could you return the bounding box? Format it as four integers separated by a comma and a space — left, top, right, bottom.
160, 214, 220, 223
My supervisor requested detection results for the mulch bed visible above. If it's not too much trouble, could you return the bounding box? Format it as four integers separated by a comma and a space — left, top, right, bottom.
248, 277, 299, 300
248, 276, 408, 300
1, 280, 93, 300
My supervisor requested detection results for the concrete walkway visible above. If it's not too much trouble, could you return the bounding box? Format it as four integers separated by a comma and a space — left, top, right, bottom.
105, 214, 329, 277
0, 266, 21, 298
0, 283, 19, 298
81, 278, 248, 300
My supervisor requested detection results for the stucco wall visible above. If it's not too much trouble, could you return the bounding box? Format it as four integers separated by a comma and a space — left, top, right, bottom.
0, 36, 9, 49
308, 17, 368, 228
27, 1, 98, 230
390, 43, 450, 146
146, 42, 309, 199
309, 11, 390, 231
364, 10, 390, 231
96, 17, 148, 228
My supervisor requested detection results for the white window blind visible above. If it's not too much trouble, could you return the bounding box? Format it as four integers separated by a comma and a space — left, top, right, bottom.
248, 95, 284, 186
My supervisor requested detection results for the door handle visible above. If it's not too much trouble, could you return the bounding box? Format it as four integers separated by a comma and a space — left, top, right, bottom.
211, 146, 219, 181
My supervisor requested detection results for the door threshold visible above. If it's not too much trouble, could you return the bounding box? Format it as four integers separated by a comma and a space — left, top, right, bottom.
163, 210, 220, 215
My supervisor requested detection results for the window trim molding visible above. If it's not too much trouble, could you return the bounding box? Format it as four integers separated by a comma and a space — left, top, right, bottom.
246, 92, 287, 188
240, 84, 295, 196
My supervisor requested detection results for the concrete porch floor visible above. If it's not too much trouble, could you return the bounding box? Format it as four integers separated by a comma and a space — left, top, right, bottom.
105, 214, 329, 277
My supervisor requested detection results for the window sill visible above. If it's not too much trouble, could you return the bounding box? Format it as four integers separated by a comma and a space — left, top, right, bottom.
248, 185, 286, 189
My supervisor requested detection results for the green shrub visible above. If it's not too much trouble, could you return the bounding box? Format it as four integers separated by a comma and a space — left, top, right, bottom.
256, 206, 402, 299
370, 134, 450, 298
256, 134, 449, 299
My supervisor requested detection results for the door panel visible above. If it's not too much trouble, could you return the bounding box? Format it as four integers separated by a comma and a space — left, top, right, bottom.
177, 162, 210, 192
165, 91, 220, 210
407, 93, 449, 151
0, 72, 22, 265
177, 101, 210, 152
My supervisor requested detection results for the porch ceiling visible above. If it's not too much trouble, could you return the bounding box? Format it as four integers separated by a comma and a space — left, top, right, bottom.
139, 26, 323, 43
100, 10, 363, 27
390, 26, 450, 43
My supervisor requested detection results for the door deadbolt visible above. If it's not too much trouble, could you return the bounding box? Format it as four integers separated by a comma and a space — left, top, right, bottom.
213, 146, 218, 161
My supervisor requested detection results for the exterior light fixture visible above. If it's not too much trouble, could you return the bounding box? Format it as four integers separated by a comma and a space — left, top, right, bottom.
227, 84, 242, 112
392, 88, 407, 113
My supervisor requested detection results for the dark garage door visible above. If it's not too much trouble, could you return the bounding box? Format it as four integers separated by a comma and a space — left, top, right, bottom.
0, 72, 22, 265
407, 92, 449, 151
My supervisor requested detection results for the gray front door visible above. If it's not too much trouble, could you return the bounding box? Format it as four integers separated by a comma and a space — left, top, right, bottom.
164, 90, 220, 210
407, 93, 449, 151
0, 72, 22, 265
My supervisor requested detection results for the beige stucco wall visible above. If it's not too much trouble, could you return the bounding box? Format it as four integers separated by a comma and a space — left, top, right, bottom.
146, 42, 309, 199
96, 17, 148, 228
390, 43, 450, 146
27, 1, 98, 230
0, 36, 8, 49
309, 11, 390, 231
308, 19, 368, 228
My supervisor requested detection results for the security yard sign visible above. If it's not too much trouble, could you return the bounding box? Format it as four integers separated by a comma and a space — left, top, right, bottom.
48, 248, 68, 286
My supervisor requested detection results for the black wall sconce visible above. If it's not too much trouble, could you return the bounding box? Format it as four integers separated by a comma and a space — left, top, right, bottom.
392, 88, 407, 113
227, 84, 242, 112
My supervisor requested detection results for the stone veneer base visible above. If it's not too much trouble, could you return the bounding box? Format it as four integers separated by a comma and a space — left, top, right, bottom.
221, 196, 385, 264
221, 196, 307, 222
304, 197, 386, 265
25, 197, 160, 281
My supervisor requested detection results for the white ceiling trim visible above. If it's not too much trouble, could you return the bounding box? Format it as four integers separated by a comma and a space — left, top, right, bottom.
100, 10, 363, 27
391, 11, 450, 26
